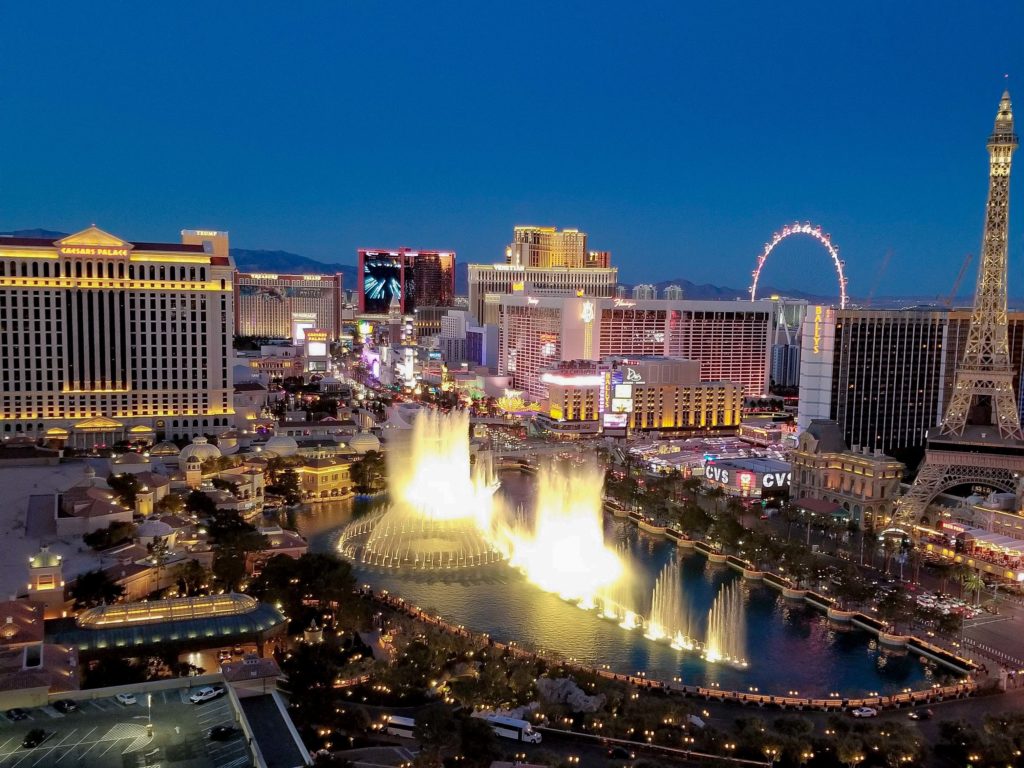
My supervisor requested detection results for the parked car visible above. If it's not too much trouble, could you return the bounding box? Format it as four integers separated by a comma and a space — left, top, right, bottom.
189, 686, 225, 704
908, 708, 934, 721
851, 707, 878, 718
115, 693, 137, 706
52, 700, 78, 714
21, 730, 48, 749
6, 708, 28, 722
209, 725, 239, 741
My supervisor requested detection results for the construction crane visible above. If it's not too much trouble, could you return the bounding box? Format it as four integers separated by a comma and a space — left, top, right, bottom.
944, 254, 973, 308
863, 249, 892, 307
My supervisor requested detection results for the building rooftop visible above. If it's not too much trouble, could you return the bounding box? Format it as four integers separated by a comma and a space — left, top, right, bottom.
53, 594, 285, 652
710, 456, 790, 473
0, 601, 44, 645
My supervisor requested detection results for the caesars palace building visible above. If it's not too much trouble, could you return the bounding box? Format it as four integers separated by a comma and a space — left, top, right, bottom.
0, 227, 234, 448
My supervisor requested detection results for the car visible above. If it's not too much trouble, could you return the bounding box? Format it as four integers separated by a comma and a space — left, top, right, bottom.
607, 746, 636, 759
189, 686, 225, 704
52, 700, 78, 713
908, 708, 934, 721
217, 650, 233, 662
115, 693, 137, 706
6, 708, 28, 721
21, 729, 48, 749
851, 707, 878, 718
209, 725, 239, 741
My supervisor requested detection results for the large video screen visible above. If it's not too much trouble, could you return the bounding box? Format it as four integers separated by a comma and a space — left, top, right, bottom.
363, 257, 404, 314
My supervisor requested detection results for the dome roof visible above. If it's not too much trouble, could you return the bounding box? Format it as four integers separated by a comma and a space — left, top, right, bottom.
178, 436, 222, 469
29, 546, 62, 569
149, 441, 181, 457
348, 431, 381, 454
264, 435, 299, 457
113, 452, 150, 466
136, 520, 174, 538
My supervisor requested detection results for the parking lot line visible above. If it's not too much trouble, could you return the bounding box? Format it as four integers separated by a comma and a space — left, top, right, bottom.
0, 738, 15, 753
53, 727, 96, 764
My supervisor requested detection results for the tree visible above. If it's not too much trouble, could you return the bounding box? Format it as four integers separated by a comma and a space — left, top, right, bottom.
267, 468, 301, 505
877, 587, 912, 633
962, 570, 986, 606
250, 552, 356, 628
351, 451, 386, 494
106, 472, 141, 508
414, 706, 458, 763
186, 490, 218, 518
458, 716, 500, 767
836, 737, 865, 768
71, 569, 125, 608
154, 494, 186, 515
83, 521, 136, 550
172, 559, 211, 596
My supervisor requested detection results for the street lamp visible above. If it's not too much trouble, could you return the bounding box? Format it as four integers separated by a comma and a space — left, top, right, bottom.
146, 693, 153, 737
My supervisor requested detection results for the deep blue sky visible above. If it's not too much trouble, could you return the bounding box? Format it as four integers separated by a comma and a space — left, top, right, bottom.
1, 2, 1022, 298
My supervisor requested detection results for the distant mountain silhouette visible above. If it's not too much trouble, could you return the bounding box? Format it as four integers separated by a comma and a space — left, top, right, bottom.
230, 248, 357, 286
4, 229, 984, 305
0, 228, 69, 239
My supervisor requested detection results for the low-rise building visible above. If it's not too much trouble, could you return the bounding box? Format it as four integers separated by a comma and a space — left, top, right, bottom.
0, 600, 78, 708
789, 419, 904, 529
702, 456, 792, 500
538, 357, 743, 437
298, 452, 355, 501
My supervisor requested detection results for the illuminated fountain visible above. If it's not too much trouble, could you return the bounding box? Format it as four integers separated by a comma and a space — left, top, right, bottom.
338, 409, 504, 569
704, 580, 748, 667
646, 559, 694, 650
505, 462, 623, 607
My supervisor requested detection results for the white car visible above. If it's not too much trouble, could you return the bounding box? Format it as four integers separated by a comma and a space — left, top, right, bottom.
189, 686, 225, 704
115, 693, 137, 706
851, 707, 878, 718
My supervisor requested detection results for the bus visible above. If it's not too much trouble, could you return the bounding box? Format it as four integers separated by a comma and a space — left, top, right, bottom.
384, 715, 416, 738
471, 712, 542, 744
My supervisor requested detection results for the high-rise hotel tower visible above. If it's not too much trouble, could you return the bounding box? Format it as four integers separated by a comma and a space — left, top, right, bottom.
0, 227, 234, 447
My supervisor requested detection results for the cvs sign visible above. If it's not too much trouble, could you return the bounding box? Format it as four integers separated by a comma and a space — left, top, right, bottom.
762, 471, 791, 489
705, 465, 730, 484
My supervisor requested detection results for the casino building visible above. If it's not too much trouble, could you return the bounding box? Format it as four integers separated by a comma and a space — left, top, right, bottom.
0, 226, 234, 447
497, 295, 773, 400
234, 271, 344, 341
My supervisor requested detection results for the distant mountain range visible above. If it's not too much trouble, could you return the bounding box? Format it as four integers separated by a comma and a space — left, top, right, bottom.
1, 228, 982, 306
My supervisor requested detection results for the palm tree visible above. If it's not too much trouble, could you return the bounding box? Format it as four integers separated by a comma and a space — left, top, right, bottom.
952, 561, 972, 598
706, 486, 726, 514
962, 570, 986, 606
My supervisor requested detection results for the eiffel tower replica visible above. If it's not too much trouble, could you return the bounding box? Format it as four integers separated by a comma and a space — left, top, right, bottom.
894, 91, 1024, 529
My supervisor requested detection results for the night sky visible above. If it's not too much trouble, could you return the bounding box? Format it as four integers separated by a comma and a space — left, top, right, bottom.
1, 2, 1022, 297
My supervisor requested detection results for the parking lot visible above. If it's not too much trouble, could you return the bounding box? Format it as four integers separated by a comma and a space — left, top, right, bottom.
0, 688, 252, 768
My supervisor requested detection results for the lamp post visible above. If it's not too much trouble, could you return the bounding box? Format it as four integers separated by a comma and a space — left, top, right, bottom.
146, 693, 153, 738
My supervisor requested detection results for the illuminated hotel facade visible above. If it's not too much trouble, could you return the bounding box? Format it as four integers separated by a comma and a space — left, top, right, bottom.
0, 227, 234, 447
358, 248, 456, 315
468, 264, 618, 324
797, 306, 1024, 462
234, 271, 344, 340
498, 295, 773, 400
540, 357, 743, 436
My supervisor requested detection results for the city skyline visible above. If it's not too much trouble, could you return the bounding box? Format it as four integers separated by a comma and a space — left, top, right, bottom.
1, 3, 1022, 299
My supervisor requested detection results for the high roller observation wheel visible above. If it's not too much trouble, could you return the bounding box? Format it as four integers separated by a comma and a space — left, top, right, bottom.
749, 222, 849, 309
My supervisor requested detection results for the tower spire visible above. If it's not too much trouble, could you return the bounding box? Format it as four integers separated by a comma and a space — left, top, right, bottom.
938, 91, 1020, 439
893, 93, 1024, 531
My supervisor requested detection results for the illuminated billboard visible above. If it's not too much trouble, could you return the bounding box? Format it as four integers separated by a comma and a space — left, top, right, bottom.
611, 398, 633, 413
603, 412, 628, 428
307, 342, 328, 357
613, 384, 633, 399
362, 255, 404, 314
